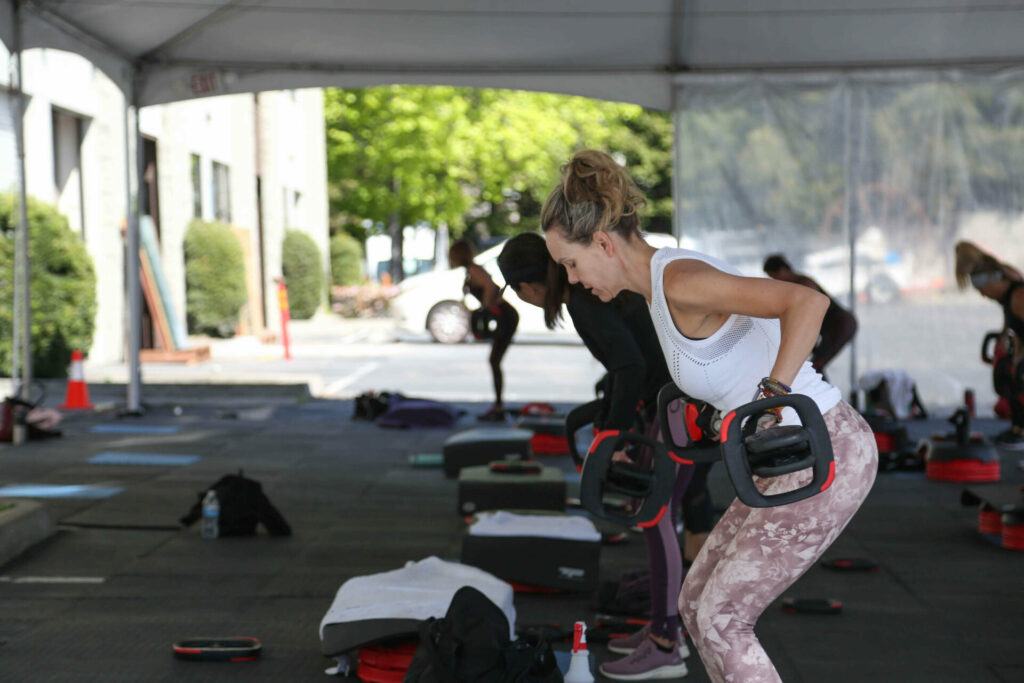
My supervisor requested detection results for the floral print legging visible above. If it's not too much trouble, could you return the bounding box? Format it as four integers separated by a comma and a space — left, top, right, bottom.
679, 400, 878, 683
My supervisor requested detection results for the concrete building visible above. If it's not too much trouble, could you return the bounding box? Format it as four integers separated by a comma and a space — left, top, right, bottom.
1, 47, 329, 365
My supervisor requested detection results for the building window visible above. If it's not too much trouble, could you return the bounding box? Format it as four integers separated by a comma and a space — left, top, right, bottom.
212, 161, 231, 223
52, 107, 86, 236
191, 154, 202, 219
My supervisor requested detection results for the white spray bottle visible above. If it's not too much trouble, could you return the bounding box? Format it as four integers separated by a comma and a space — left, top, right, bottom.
564, 620, 595, 683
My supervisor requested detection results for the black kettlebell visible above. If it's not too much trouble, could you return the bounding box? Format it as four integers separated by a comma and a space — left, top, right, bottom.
564, 399, 603, 471
657, 384, 835, 508
720, 394, 835, 508
469, 308, 498, 340
579, 429, 677, 527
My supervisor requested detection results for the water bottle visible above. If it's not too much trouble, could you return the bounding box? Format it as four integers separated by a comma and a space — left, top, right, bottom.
201, 489, 220, 539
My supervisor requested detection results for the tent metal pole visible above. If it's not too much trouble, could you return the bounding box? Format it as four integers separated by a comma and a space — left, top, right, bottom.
10, 0, 32, 444
670, 83, 683, 242
123, 71, 143, 414
842, 81, 858, 407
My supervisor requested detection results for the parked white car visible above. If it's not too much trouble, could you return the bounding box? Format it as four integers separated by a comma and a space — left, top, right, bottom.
390, 232, 678, 343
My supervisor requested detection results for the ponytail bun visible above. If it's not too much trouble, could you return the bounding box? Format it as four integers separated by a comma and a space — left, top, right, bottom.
955, 240, 1022, 289
541, 149, 646, 243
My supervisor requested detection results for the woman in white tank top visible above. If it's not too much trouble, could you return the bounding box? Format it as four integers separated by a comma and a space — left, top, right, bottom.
540, 150, 877, 683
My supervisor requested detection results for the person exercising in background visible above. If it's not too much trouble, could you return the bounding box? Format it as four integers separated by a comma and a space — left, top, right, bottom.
763, 254, 858, 380
448, 239, 519, 421
498, 233, 693, 680
955, 240, 1024, 450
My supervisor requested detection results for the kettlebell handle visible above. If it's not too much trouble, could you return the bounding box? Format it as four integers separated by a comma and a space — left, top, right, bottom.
720, 394, 836, 508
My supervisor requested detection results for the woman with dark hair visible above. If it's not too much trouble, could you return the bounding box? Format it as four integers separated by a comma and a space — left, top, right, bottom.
449, 239, 518, 421
540, 150, 877, 683
763, 253, 858, 380
498, 232, 695, 681
955, 240, 1024, 449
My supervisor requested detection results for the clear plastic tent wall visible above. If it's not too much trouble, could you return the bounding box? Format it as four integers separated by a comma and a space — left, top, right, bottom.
674, 70, 1024, 413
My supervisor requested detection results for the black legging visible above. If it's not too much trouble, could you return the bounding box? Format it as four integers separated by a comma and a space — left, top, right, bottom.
1001, 357, 1024, 429
489, 306, 519, 405
681, 461, 714, 534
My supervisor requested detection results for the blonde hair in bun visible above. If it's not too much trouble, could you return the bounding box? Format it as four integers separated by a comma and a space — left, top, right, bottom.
954, 240, 1022, 289
540, 150, 646, 243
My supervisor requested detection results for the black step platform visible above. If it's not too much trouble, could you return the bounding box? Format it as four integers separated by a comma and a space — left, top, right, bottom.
457, 463, 566, 514
442, 427, 533, 478
461, 511, 601, 591
514, 414, 571, 455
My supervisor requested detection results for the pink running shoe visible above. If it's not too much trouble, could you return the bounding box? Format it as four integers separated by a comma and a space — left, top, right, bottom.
599, 636, 689, 680
607, 624, 690, 659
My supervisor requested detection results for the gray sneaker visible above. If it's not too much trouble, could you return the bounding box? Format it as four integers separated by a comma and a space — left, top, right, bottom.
607, 624, 651, 655
995, 430, 1024, 450
607, 624, 690, 659
599, 636, 689, 680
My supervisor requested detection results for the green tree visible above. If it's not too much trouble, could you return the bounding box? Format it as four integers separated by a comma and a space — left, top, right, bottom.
0, 194, 97, 377
282, 229, 324, 319
330, 232, 364, 286
183, 220, 247, 338
325, 86, 472, 282
324, 86, 673, 276
608, 108, 674, 234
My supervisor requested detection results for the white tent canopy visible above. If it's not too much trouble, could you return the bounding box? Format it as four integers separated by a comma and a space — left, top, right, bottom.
3, 0, 1024, 418
6, 1, 1024, 111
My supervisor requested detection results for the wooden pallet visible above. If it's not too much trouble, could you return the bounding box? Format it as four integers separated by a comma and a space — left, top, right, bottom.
139, 346, 211, 365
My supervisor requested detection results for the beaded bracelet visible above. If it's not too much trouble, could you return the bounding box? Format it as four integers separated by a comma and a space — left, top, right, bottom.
758, 377, 792, 397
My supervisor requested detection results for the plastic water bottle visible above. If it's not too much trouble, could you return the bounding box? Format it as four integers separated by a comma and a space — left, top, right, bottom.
564, 621, 594, 683
201, 489, 220, 539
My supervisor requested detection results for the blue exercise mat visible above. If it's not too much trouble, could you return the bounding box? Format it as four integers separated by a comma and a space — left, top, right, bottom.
90, 425, 181, 435
0, 484, 123, 499
88, 452, 200, 466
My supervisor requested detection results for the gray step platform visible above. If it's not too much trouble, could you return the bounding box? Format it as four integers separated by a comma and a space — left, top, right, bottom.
442, 427, 532, 477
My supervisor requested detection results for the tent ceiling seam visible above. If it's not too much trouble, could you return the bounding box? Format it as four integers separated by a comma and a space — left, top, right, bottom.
670, 56, 1024, 78
140, 60, 675, 75
669, 0, 685, 72
29, 0, 134, 64
138, 0, 252, 64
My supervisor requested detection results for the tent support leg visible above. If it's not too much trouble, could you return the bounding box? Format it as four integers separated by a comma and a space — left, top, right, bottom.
123, 71, 144, 415
10, 0, 32, 444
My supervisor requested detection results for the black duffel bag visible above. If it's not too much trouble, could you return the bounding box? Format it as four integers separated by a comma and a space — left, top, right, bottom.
404, 586, 562, 683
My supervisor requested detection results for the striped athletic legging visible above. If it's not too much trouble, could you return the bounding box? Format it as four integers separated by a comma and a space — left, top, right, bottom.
679, 400, 877, 683
640, 415, 694, 641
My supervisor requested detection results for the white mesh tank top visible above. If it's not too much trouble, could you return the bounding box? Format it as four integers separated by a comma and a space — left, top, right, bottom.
648, 248, 841, 424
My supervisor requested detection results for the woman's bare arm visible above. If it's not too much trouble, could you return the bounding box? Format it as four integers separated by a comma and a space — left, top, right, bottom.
467, 264, 501, 309
663, 260, 829, 388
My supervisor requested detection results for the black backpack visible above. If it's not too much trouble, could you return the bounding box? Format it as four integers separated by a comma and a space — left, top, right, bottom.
404, 586, 562, 683
353, 391, 397, 420
180, 471, 291, 537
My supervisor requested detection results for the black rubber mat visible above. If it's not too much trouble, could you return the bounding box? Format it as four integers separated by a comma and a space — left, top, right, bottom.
0, 402, 1019, 682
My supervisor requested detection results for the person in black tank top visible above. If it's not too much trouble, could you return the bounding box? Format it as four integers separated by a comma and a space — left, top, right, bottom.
498, 233, 702, 680
449, 239, 519, 421
763, 254, 858, 381
956, 241, 1024, 449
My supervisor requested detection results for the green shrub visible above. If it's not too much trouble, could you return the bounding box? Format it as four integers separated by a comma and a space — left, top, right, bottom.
0, 193, 97, 378
330, 232, 364, 286
183, 220, 247, 337
282, 229, 324, 320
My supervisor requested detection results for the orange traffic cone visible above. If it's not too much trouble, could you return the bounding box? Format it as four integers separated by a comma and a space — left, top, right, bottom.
59, 349, 93, 410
